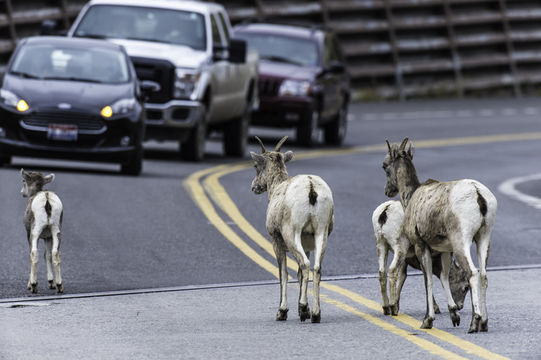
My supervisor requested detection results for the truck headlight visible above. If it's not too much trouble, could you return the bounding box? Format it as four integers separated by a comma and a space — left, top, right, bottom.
174, 69, 200, 99
278, 80, 311, 97
101, 98, 136, 118
0, 89, 30, 112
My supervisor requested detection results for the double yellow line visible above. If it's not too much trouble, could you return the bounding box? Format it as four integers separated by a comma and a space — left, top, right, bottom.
185, 132, 540, 359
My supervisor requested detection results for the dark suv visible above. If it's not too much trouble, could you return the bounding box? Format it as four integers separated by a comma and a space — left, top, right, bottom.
234, 23, 350, 146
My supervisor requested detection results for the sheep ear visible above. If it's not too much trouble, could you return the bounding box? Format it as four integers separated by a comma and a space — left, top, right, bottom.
43, 174, 55, 184
21, 168, 29, 180
283, 151, 294, 163
407, 144, 415, 159
250, 152, 266, 167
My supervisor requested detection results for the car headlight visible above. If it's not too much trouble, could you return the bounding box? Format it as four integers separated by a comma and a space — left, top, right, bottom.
0, 89, 30, 112
174, 69, 200, 99
278, 80, 311, 97
101, 98, 137, 118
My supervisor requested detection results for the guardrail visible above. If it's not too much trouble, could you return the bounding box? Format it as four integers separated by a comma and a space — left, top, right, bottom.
2, 0, 541, 100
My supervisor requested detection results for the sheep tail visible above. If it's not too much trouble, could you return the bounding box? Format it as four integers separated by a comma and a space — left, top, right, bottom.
309, 182, 318, 206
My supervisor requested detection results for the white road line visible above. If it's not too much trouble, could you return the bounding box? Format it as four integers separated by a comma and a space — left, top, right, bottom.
499, 173, 541, 209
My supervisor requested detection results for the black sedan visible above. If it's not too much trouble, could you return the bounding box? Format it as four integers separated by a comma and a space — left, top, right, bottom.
0, 36, 155, 175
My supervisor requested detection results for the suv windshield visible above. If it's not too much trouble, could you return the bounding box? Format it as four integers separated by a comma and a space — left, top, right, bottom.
236, 32, 319, 67
10, 43, 129, 83
74, 5, 207, 51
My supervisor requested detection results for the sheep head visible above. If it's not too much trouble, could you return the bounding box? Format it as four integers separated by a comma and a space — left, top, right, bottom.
382, 138, 415, 198
21, 168, 55, 198
250, 136, 293, 195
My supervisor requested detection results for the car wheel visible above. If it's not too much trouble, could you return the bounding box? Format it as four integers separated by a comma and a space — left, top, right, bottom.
180, 105, 207, 161
223, 107, 249, 157
297, 108, 319, 147
121, 142, 143, 176
324, 103, 348, 146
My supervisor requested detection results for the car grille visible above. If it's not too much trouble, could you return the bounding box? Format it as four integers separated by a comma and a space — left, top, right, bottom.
131, 57, 175, 104
22, 111, 105, 132
259, 78, 282, 97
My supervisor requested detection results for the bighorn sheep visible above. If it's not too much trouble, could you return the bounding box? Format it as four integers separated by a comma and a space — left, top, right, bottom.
373, 200, 470, 316
21, 169, 64, 293
382, 138, 497, 333
250, 136, 334, 323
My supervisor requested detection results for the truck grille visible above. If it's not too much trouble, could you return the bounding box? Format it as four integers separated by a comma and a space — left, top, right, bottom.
259, 78, 282, 97
22, 111, 105, 131
131, 57, 175, 104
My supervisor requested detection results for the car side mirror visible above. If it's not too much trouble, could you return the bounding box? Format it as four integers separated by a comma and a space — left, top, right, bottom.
140, 80, 160, 99
40, 20, 67, 36
325, 61, 346, 74
229, 38, 246, 64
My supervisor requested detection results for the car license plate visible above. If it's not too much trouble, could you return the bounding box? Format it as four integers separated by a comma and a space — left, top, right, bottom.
47, 124, 78, 141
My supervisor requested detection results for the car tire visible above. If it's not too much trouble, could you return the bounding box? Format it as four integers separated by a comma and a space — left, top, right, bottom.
297, 107, 319, 147
223, 107, 250, 157
324, 103, 348, 146
180, 105, 207, 162
121, 142, 143, 176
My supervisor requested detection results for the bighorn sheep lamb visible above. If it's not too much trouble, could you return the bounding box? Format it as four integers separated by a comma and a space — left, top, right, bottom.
21, 169, 64, 293
382, 138, 497, 333
372, 200, 470, 316
250, 136, 334, 323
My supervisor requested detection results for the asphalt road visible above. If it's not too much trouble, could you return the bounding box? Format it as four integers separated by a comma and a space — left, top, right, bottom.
1, 97, 540, 300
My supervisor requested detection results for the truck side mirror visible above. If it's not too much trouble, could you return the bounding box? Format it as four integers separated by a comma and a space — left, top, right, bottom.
40, 20, 67, 36
229, 38, 246, 64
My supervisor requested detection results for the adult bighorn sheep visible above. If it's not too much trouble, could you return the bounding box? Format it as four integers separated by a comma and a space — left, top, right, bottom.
21, 169, 64, 293
250, 136, 334, 323
372, 200, 470, 316
382, 138, 497, 333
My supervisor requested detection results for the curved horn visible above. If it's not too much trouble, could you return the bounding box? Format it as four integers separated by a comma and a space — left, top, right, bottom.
274, 136, 288, 152
399, 137, 409, 150
254, 136, 267, 153
385, 139, 391, 153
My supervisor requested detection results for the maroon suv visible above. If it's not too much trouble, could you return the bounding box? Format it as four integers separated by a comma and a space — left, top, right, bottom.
234, 23, 350, 146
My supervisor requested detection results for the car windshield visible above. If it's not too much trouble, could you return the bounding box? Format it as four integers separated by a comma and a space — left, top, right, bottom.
10, 43, 129, 83
73, 5, 207, 51
236, 32, 319, 67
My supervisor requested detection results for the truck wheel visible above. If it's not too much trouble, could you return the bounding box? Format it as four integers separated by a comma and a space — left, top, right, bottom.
121, 143, 143, 176
297, 108, 319, 147
180, 105, 207, 161
324, 103, 348, 146
223, 108, 249, 157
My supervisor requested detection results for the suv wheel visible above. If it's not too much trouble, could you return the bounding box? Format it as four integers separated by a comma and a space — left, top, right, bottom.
324, 103, 348, 146
224, 107, 249, 157
180, 105, 207, 161
297, 108, 319, 147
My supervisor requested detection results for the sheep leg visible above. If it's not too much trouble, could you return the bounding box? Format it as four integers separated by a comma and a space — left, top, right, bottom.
311, 229, 327, 323
440, 252, 460, 327
44, 238, 56, 290
297, 251, 310, 310
289, 231, 310, 322
28, 231, 40, 293
388, 250, 406, 316
476, 232, 491, 332
273, 241, 288, 321
415, 244, 436, 329
376, 241, 391, 315
454, 244, 481, 333
52, 230, 63, 293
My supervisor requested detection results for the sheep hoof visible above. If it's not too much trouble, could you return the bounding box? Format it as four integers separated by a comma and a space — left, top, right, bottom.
298, 304, 310, 322
276, 308, 288, 321
449, 308, 460, 327
434, 303, 441, 314
56, 283, 64, 294
421, 316, 434, 329
480, 319, 488, 332
311, 312, 321, 323
382, 306, 392, 315
390, 304, 399, 316
30, 283, 38, 294
468, 314, 481, 333
48, 280, 56, 290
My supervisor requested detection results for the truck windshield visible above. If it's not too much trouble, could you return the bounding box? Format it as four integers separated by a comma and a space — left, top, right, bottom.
73, 5, 207, 51
236, 32, 319, 67
10, 43, 129, 83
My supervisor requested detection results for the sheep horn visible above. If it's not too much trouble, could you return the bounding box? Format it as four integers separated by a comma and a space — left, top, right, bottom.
254, 136, 267, 153
399, 137, 409, 150
274, 136, 288, 152
385, 139, 391, 153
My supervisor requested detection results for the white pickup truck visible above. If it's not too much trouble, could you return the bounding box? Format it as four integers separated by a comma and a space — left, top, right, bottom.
67, 0, 258, 161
